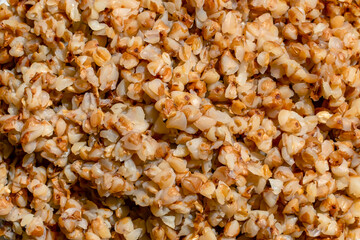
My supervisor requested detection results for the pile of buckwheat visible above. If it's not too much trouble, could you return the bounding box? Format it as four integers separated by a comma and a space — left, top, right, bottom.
1, 0, 360, 239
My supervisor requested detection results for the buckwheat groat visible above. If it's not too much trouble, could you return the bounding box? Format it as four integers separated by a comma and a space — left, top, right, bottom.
1, 0, 360, 239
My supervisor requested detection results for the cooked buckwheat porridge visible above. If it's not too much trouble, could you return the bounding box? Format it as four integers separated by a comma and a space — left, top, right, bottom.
0, 0, 360, 239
